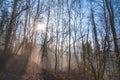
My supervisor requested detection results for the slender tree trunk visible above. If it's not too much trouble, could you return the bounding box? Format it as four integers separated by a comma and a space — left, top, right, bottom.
67, 0, 71, 73
104, 0, 120, 77
4, 0, 18, 54
90, 1, 101, 79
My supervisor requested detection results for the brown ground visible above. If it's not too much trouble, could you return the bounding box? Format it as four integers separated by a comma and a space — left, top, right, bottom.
0, 47, 89, 80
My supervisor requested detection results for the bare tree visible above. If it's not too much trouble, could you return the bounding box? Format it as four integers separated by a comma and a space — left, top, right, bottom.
104, 0, 120, 77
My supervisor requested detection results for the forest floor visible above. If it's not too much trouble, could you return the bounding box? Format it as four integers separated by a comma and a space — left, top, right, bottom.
42, 70, 89, 80
0, 48, 89, 80
0, 70, 89, 80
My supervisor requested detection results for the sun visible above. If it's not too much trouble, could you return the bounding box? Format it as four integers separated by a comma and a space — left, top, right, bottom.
35, 22, 46, 31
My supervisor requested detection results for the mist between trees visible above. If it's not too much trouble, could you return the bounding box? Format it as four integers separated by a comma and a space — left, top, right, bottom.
0, 0, 120, 80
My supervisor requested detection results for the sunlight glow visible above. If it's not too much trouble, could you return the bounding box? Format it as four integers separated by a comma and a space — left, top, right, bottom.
35, 22, 46, 31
